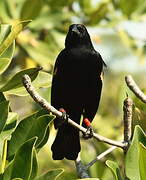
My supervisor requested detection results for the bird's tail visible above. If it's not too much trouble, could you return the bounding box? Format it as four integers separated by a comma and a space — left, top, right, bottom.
51, 124, 80, 160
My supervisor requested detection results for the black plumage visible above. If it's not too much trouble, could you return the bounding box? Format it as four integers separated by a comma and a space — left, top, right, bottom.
51, 24, 106, 160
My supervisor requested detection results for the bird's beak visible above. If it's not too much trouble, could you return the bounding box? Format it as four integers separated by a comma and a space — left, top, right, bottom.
71, 26, 80, 35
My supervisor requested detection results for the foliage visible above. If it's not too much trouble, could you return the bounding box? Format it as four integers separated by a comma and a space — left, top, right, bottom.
0, 21, 62, 180
106, 126, 146, 180
125, 126, 146, 180
0, 0, 146, 179
0, 0, 146, 73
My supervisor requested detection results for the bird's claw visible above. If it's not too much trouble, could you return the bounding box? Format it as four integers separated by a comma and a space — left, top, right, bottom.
59, 108, 69, 125
83, 126, 94, 139
61, 111, 69, 123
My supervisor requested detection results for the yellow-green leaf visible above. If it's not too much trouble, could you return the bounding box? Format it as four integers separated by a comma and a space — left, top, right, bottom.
106, 160, 123, 180
5, 71, 52, 96
125, 125, 146, 180
0, 24, 15, 74
139, 143, 146, 179
3, 137, 37, 180
20, 0, 43, 20
35, 169, 64, 180
0, 101, 9, 133
0, 67, 40, 92
0, 20, 31, 56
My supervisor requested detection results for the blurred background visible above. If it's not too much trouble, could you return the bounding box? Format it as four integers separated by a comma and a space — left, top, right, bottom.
0, 0, 146, 179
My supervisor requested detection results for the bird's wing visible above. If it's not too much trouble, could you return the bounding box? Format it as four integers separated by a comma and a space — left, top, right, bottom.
83, 52, 105, 123
51, 50, 65, 109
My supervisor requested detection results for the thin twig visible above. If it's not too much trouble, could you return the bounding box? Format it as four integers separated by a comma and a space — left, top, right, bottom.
22, 74, 126, 149
125, 75, 146, 103
85, 146, 117, 169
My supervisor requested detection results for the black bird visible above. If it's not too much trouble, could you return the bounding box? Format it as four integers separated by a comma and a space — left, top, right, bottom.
51, 24, 106, 160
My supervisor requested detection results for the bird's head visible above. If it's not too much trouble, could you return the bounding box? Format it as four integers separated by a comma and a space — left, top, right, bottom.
65, 24, 93, 49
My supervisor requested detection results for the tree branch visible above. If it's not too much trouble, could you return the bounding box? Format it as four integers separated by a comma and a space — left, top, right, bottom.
75, 154, 90, 178
125, 75, 146, 103
75, 146, 117, 178
22, 74, 126, 149
123, 96, 133, 153
85, 146, 117, 169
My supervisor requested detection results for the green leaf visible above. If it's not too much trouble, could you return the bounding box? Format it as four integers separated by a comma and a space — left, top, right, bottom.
0, 139, 7, 174
77, 179, 100, 180
22, 41, 54, 69
79, 0, 93, 14
35, 169, 64, 180
20, 0, 43, 20
26, 71, 52, 88
5, 71, 52, 96
120, 0, 145, 16
132, 107, 146, 132
27, 115, 54, 148
0, 101, 9, 133
3, 112, 18, 131
36, 125, 50, 149
0, 58, 11, 75
0, 24, 11, 45
46, 0, 73, 10
0, 42, 15, 74
0, 92, 6, 102
0, 20, 31, 56
0, 24, 15, 74
0, 112, 18, 157
8, 109, 53, 158
0, 38, 15, 60
139, 143, 146, 180
0, 0, 11, 23
29, 149, 38, 180
125, 125, 146, 180
106, 160, 123, 180
0, 67, 41, 92
3, 137, 37, 180
79, 0, 108, 25
4, 0, 19, 19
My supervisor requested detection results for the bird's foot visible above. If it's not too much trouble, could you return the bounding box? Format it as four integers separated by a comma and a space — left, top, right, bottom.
82, 118, 94, 139
82, 126, 94, 139
59, 108, 69, 125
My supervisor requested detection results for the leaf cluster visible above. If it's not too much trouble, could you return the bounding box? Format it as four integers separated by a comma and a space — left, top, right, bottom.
0, 21, 63, 180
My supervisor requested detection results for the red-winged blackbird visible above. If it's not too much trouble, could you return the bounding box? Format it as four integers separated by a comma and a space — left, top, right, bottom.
51, 24, 106, 160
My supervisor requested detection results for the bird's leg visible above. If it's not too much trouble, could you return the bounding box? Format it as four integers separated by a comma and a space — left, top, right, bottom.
82, 118, 94, 139
59, 108, 69, 125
